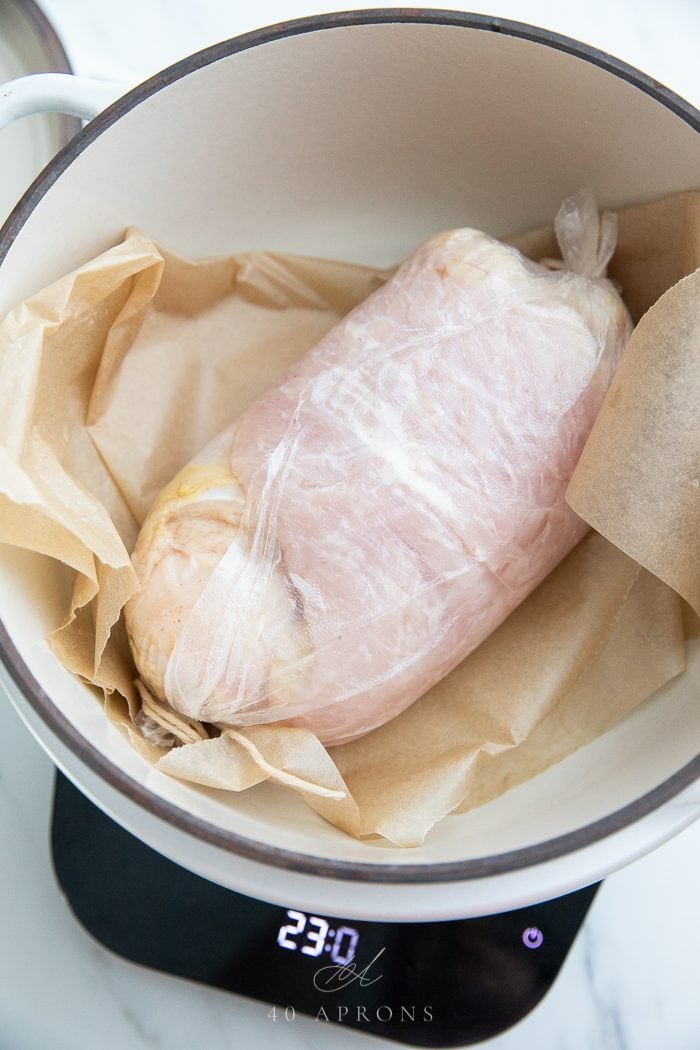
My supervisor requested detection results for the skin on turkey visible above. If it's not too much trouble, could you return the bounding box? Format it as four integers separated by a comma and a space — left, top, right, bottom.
125, 202, 632, 746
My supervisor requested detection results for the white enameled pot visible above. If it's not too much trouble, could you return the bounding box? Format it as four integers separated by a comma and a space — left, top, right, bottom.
0, 10, 698, 921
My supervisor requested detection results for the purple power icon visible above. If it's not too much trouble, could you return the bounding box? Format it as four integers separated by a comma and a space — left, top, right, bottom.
522, 926, 544, 949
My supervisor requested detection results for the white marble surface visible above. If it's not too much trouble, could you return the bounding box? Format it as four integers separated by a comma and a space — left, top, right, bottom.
1, 2, 699, 1048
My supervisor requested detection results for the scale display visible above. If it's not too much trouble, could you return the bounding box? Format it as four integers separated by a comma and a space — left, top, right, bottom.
276, 909, 360, 963
51, 773, 599, 1047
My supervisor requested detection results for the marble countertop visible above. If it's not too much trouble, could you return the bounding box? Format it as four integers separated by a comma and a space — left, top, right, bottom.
2, 2, 699, 1048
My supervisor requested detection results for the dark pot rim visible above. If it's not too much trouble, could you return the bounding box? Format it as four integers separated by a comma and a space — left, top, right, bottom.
0, 9, 698, 885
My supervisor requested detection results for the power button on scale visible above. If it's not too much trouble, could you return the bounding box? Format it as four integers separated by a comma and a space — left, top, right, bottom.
522, 926, 544, 949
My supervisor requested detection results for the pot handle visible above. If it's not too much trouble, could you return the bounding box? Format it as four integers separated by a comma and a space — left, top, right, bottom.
0, 73, 128, 130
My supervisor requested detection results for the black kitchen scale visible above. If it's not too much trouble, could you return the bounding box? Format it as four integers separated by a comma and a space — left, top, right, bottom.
51, 771, 599, 1047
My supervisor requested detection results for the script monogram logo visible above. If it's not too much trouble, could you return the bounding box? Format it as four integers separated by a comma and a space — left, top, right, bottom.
313, 947, 385, 993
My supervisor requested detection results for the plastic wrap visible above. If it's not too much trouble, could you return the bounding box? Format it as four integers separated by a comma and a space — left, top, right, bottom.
125, 191, 632, 746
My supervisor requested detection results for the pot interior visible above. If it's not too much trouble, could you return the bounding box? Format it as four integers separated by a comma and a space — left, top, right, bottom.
0, 15, 698, 872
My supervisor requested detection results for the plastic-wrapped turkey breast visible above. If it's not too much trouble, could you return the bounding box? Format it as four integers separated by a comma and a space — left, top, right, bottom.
125, 193, 632, 746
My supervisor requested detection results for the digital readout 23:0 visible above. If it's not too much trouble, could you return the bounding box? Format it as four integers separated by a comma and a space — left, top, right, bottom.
276, 909, 360, 965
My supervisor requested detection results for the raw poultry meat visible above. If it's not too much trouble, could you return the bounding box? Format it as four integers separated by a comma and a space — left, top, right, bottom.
125, 196, 632, 746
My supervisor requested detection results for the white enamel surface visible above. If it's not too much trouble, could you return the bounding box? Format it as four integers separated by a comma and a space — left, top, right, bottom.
2, 20, 700, 313
0, 73, 126, 128
0, 8, 699, 918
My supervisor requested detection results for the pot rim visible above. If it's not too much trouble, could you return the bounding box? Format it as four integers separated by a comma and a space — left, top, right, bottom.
0, 8, 698, 884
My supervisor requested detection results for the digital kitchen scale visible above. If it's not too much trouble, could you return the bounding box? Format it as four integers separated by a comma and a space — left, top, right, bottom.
51, 772, 599, 1047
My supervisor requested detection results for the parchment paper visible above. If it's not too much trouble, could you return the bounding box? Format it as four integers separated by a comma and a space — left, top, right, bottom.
0, 191, 697, 846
